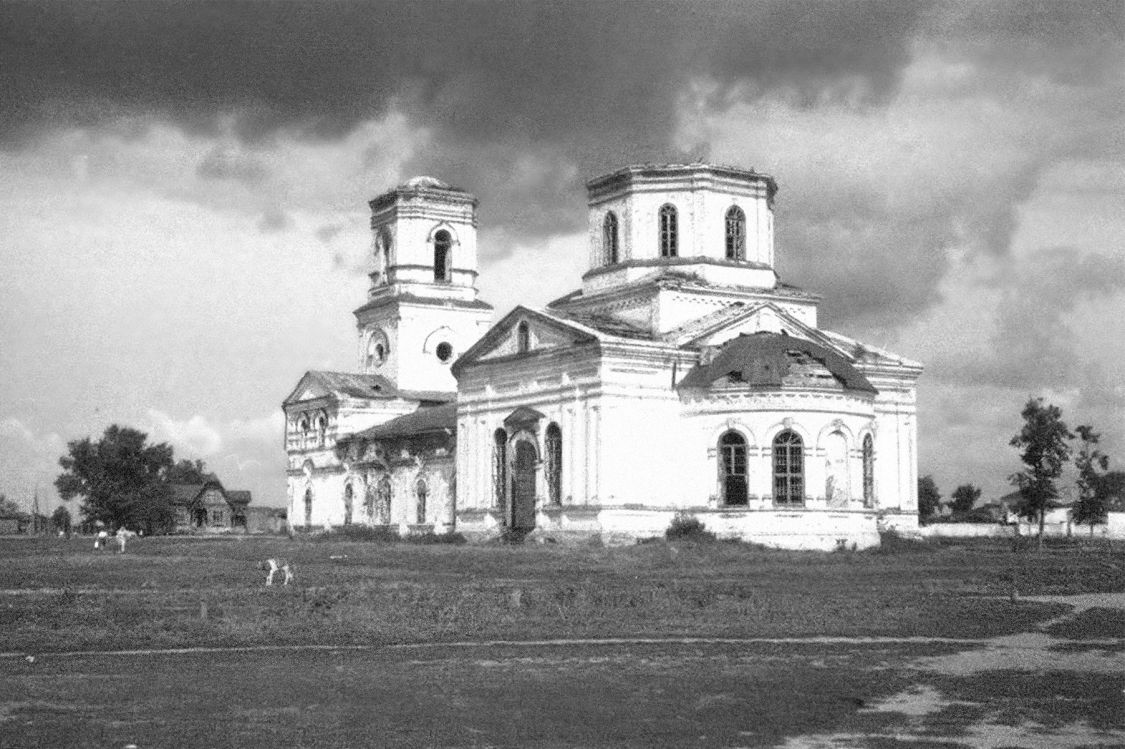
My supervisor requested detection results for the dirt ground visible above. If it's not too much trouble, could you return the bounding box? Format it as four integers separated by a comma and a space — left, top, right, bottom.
0, 536, 1123, 747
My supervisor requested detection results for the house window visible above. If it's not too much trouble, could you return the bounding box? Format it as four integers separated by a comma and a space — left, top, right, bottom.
862, 434, 875, 506
719, 431, 748, 505
725, 206, 746, 261
773, 430, 804, 506
603, 212, 619, 265
415, 479, 428, 524
343, 484, 354, 526
546, 423, 562, 505
659, 204, 678, 258
493, 429, 507, 508
433, 229, 452, 282
304, 488, 313, 527
517, 321, 531, 353
376, 476, 392, 524
210, 509, 224, 525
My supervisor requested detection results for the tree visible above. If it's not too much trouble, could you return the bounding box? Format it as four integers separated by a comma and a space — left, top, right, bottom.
51, 505, 72, 536
167, 458, 209, 485
950, 484, 982, 515
0, 494, 29, 520
55, 425, 176, 535
1009, 398, 1073, 549
1072, 425, 1110, 533
918, 475, 941, 521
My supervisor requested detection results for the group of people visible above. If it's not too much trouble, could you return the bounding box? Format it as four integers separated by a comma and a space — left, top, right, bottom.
92, 526, 135, 553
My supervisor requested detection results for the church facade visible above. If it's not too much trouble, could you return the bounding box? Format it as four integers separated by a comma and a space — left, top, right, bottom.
283, 164, 922, 549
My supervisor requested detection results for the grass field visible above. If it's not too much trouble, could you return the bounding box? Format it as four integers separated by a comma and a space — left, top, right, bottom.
1, 535, 1123, 747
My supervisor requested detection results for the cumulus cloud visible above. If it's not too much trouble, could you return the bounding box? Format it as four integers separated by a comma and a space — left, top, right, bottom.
146, 410, 224, 457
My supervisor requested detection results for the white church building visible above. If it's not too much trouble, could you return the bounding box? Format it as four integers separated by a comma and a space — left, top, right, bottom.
283, 164, 923, 549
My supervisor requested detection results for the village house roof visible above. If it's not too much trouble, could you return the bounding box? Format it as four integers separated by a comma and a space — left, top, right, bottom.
677, 332, 878, 393
169, 480, 253, 508
343, 402, 458, 442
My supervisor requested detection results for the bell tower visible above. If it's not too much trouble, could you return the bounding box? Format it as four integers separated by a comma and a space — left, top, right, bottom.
354, 176, 494, 394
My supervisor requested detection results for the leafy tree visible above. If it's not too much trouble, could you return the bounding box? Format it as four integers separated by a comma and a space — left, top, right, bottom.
1009, 398, 1073, 549
1072, 425, 1110, 533
950, 484, 982, 515
51, 505, 72, 535
0, 494, 29, 520
55, 425, 176, 535
917, 475, 941, 522
1096, 471, 1125, 510
167, 458, 209, 485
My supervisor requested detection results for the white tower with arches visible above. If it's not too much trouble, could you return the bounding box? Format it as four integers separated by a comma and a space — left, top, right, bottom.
355, 176, 494, 394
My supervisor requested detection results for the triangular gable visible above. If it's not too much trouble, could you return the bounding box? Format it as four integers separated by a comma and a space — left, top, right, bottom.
674, 302, 851, 359
503, 406, 546, 429
283, 371, 334, 407
451, 306, 599, 375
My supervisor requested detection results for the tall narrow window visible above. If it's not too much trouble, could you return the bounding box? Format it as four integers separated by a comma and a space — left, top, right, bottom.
517, 321, 531, 353
343, 484, 353, 526
415, 479, 428, 524
773, 430, 804, 506
659, 204, 678, 258
433, 229, 452, 282
304, 488, 313, 527
725, 206, 746, 261
316, 413, 327, 446
376, 476, 392, 524
862, 434, 875, 506
719, 431, 748, 505
546, 423, 562, 505
364, 482, 376, 521
493, 429, 507, 508
603, 212, 619, 265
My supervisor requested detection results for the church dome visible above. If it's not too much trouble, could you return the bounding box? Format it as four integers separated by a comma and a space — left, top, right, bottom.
678, 332, 876, 394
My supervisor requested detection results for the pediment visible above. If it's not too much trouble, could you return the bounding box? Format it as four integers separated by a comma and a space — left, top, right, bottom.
283, 372, 335, 406
503, 406, 546, 430
682, 303, 848, 358
453, 307, 598, 373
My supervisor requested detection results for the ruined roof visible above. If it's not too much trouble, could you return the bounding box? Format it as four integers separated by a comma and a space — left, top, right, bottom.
678, 332, 877, 393
345, 402, 458, 442
286, 371, 453, 405
548, 309, 656, 340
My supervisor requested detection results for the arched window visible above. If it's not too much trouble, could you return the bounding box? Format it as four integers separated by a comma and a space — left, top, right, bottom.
304, 488, 313, 527
603, 212, 619, 265
376, 476, 392, 524
316, 414, 327, 446
719, 431, 748, 505
374, 227, 392, 283
725, 206, 746, 261
517, 321, 531, 353
862, 434, 875, 506
493, 429, 507, 508
415, 479, 428, 524
546, 423, 562, 505
773, 430, 804, 506
433, 229, 452, 282
659, 204, 678, 258
366, 335, 387, 370
364, 481, 376, 521
343, 484, 354, 526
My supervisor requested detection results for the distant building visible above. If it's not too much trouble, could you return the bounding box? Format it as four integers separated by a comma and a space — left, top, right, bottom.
284, 164, 923, 549
169, 477, 255, 533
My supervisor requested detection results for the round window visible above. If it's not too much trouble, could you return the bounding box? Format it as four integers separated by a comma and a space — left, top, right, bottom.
436, 342, 454, 363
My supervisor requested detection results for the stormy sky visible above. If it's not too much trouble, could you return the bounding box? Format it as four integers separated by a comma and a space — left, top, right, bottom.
1, 1, 1123, 512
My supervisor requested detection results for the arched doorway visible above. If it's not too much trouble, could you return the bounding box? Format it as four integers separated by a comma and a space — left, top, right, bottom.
511, 440, 538, 532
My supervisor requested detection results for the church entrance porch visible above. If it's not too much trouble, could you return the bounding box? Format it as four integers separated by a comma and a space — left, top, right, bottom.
510, 441, 538, 534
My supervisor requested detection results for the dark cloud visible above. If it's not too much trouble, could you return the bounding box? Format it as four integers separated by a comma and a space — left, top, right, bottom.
0, 0, 930, 235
